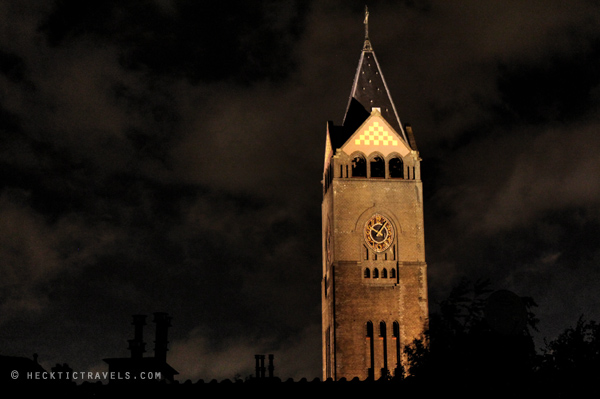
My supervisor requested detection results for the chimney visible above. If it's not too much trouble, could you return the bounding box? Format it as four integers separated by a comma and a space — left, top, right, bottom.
255, 355, 261, 378
255, 354, 266, 378
128, 315, 147, 359
268, 354, 274, 378
153, 312, 171, 363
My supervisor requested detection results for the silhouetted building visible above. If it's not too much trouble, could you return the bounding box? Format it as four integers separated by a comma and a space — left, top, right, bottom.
0, 353, 47, 384
321, 8, 429, 381
103, 312, 178, 383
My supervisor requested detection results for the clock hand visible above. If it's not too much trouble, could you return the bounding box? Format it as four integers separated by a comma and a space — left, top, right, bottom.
375, 221, 387, 236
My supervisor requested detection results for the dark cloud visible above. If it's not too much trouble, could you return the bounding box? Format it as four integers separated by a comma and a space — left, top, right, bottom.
1, 0, 600, 382
40, 0, 307, 84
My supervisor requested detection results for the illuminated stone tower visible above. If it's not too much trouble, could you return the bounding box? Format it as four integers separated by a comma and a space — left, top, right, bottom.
321, 9, 428, 381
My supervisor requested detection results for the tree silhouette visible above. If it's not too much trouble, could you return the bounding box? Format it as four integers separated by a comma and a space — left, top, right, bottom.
539, 316, 600, 376
404, 278, 538, 385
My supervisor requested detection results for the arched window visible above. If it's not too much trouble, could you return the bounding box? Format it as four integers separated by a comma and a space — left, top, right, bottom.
390, 268, 396, 279
366, 321, 374, 337
393, 321, 401, 377
351, 154, 366, 177
373, 268, 379, 278
381, 268, 388, 278
370, 156, 385, 178
380, 321, 389, 375
366, 321, 375, 379
364, 268, 371, 278
389, 157, 404, 178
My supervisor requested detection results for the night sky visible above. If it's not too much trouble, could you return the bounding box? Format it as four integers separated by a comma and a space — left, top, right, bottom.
1, 0, 600, 382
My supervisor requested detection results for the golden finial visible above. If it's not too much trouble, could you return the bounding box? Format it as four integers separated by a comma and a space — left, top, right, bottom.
364, 5, 370, 40
363, 5, 372, 51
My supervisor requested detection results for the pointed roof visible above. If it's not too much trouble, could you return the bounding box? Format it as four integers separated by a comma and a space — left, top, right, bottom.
342, 7, 409, 145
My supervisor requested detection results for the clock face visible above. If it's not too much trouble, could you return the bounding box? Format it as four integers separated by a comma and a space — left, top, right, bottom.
364, 214, 394, 252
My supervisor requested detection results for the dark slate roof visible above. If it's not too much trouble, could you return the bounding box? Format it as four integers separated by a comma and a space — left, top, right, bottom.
327, 121, 349, 154
338, 38, 412, 150
103, 357, 179, 376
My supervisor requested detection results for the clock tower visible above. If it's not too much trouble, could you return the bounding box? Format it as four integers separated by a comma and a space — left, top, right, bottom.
321, 9, 428, 381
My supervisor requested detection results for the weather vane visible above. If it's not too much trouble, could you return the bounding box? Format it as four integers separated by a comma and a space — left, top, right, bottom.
363, 5, 372, 51
364, 5, 369, 40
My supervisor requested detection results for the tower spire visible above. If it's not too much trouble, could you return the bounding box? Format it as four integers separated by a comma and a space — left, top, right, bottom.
342, 7, 409, 145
